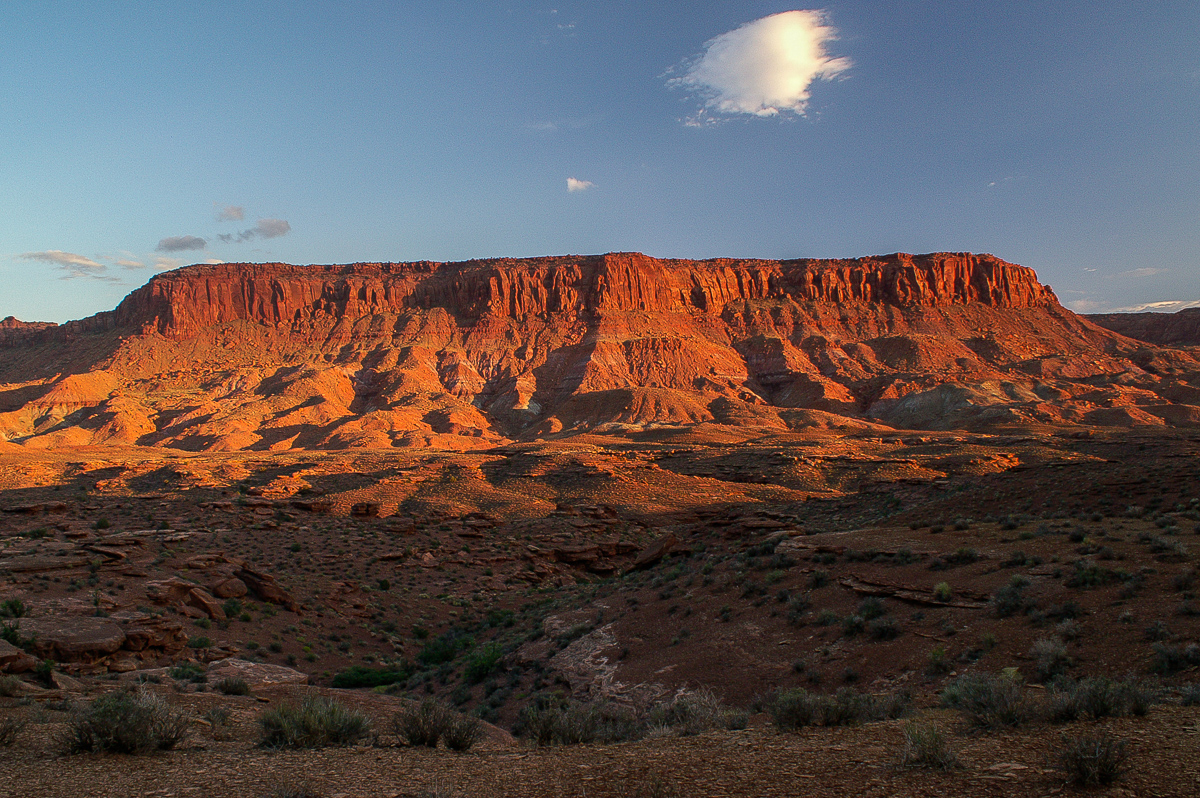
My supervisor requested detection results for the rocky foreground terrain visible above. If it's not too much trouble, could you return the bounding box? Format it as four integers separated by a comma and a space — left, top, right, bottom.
2, 253, 1200, 796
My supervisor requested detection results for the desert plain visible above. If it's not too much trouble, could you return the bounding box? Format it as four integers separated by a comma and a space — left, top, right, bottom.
1, 252, 1199, 797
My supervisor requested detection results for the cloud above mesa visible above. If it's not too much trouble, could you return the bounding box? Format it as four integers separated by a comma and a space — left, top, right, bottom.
669, 10, 851, 121
218, 218, 291, 243
156, 235, 206, 252
18, 250, 115, 280
567, 177, 594, 192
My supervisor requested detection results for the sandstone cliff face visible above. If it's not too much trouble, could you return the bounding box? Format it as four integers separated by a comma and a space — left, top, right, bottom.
1088, 308, 1200, 347
95, 251, 1055, 340
0, 252, 1196, 450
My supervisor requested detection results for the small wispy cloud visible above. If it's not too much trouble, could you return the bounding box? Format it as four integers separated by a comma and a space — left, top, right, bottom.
567, 177, 594, 192
153, 256, 183, 271
17, 250, 116, 280
216, 204, 245, 222
156, 235, 206, 252
668, 10, 851, 122
1117, 267, 1166, 278
1111, 299, 1200, 313
217, 218, 291, 243
115, 258, 144, 269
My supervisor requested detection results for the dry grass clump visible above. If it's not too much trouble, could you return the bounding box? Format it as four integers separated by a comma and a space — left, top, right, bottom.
767, 687, 911, 730
1055, 732, 1130, 786
58, 690, 190, 754
940, 673, 1030, 730
897, 720, 959, 770
647, 689, 747, 736
0, 715, 29, 747
259, 695, 371, 749
392, 698, 482, 751
517, 700, 645, 746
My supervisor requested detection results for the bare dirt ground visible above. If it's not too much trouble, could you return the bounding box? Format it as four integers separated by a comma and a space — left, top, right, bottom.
2, 423, 1200, 796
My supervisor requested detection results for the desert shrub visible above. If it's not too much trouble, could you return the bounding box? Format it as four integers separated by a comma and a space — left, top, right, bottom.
767, 688, 909, 731
264, 782, 323, 798
186, 635, 213, 649
516, 699, 644, 746
897, 720, 959, 770
0, 715, 28, 747
168, 663, 207, 683
215, 677, 251, 696
1030, 637, 1071, 682
392, 698, 481, 751
1043, 677, 1155, 723
1066, 561, 1117, 589
992, 576, 1031, 618
0, 599, 27, 619
0, 674, 23, 697
259, 696, 371, 749
868, 616, 901, 641
331, 664, 412, 689
1056, 733, 1129, 787
841, 614, 864, 637
1150, 642, 1200, 674
1179, 684, 1200, 706
647, 689, 747, 736
463, 643, 503, 684
785, 594, 810, 625
940, 673, 1030, 730
417, 630, 473, 667
59, 691, 190, 754
857, 597, 886, 621
932, 582, 952, 602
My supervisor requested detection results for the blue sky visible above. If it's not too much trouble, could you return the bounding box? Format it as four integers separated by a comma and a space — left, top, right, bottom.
2, 1, 1198, 322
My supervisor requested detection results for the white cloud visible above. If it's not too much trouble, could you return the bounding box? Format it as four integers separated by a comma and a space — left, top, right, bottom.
1117, 267, 1165, 278
115, 258, 144, 269
1111, 299, 1200, 313
17, 250, 112, 279
216, 204, 245, 222
203, 258, 225, 265
156, 235, 206, 252
669, 10, 851, 120
567, 177, 594, 192
153, 256, 183, 271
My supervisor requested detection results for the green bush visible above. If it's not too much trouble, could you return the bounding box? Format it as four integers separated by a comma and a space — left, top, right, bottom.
186, 636, 213, 649
168, 663, 207, 684
331, 664, 412, 689
0, 674, 23, 698
932, 582, 952, 602
417, 630, 472, 667
58, 691, 190, 754
259, 696, 372, 749
0, 599, 27, 619
215, 677, 251, 696
463, 643, 503, 684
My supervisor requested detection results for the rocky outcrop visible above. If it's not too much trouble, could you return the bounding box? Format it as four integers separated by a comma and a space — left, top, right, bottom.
1088, 308, 1200, 347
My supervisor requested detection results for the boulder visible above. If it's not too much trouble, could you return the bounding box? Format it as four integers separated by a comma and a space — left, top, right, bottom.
211, 578, 248, 599
206, 657, 308, 689
628, 533, 678, 572
233, 566, 301, 613
19, 617, 126, 662
0, 639, 37, 673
